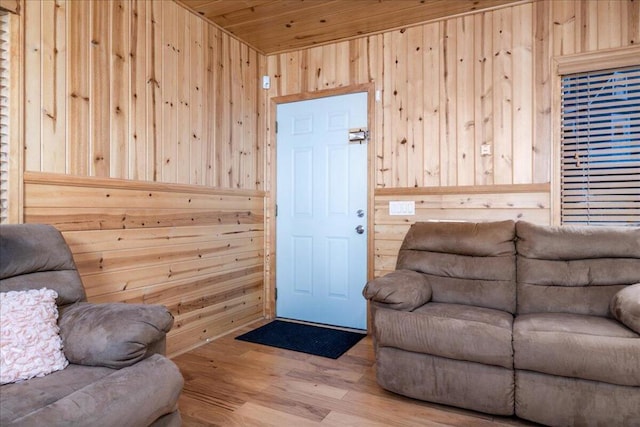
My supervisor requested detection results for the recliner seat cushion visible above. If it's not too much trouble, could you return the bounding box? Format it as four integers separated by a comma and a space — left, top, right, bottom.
514, 313, 640, 386
396, 220, 517, 313
0, 354, 183, 427
516, 221, 640, 316
375, 302, 514, 369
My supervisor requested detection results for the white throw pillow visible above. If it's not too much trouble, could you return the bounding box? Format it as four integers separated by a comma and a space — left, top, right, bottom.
0, 288, 68, 384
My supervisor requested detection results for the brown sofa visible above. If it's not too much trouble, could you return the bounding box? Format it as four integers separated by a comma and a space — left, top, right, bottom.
0, 224, 184, 427
363, 220, 640, 426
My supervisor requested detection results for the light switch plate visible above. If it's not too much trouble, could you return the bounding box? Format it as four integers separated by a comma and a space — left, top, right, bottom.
389, 201, 415, 215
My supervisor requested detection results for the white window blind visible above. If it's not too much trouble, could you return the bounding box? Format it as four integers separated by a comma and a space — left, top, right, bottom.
561, 66, 640, 226
0, 12, 9, 224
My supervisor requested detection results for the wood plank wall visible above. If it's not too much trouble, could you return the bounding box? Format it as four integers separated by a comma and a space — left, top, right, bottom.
265, 0, 639, 273
23, 172, 265, 356
19, 0, 267, 356
23, 0, 265, 189
14, 0, 640, 350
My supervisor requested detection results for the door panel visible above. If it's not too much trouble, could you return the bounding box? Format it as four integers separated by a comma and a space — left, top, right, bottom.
276, 92, 367, 330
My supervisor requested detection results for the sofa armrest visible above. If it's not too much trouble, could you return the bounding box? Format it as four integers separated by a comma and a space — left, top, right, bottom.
58, 302, 174, 368
610, 283, 640, 334
362, 269, 432, 311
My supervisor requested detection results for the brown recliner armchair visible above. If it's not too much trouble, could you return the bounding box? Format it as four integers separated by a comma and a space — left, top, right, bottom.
0, 224, 184, 427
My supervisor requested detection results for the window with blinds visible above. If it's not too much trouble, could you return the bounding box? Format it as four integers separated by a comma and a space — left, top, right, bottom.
0, 12, 9, 224
560, 65, 640, 226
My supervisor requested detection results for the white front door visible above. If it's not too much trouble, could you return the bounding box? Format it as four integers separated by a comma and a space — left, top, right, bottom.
276, 92, 368, 330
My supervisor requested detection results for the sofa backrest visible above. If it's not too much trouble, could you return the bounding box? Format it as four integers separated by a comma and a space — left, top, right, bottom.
0, 224, 87, 307
516, 221, 640, 317
396, 220, 517, 313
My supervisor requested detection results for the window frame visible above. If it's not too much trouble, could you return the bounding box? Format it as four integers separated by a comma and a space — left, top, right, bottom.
0, 8, 22, 224
551, 46, 640, 226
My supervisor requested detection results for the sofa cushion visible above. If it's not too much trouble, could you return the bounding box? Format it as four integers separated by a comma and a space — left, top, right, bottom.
0, 364, 115, 423
514, 313, 640, 386
0, 224, 86, 306
610, 284, 640, 334
399, 220, 516, 257
516, 370, 640, 427
374, 302, 513, 369
0, 289, 68, 384
0, 354, 183, 427
396, 221, 517, 313
516, 221, 640, 316
377, 347, 515, 416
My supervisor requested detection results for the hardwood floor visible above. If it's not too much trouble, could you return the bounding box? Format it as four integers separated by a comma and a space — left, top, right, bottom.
172, 319, 536, 427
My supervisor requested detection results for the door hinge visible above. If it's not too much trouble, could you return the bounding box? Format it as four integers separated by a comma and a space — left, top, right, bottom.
275, 121, 278, 133
275, 204, 278, 217
274, 288, 278, 300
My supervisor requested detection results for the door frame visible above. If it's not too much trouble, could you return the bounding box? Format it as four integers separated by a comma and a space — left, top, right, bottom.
265, 82, 376, 320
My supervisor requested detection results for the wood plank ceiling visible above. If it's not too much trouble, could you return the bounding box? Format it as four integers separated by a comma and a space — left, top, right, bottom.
177, 0, 527, 54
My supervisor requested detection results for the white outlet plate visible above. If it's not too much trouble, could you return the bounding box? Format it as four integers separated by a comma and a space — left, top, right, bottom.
480, 144, 491, 156
389, 201, 415, 215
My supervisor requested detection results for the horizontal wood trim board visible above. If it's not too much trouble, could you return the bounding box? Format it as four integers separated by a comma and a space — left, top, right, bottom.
24, 172, 266, 197
374, 183, 550, 197
554, 46, 640, 76
0, 0, 19, 15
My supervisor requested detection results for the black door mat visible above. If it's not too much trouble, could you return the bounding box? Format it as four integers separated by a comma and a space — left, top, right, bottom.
235, 320, 366, 359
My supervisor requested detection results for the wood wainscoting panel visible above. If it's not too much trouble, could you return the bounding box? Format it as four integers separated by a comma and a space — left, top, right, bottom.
373, 184, 550, 277
24, 172, 266, 357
